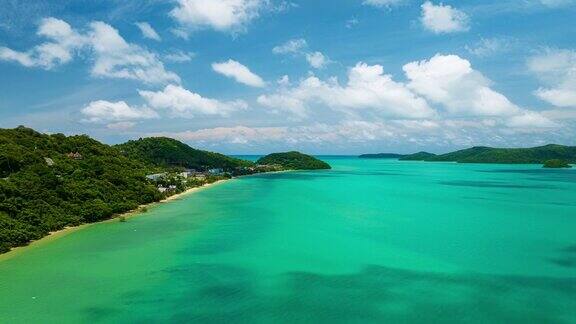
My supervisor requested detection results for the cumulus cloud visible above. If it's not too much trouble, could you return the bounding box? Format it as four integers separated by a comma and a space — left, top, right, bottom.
0, 18, 179, 85
421, 1, 469, 33
404, 54, 520, 117
170, 0, 265, 34
305, 52, 329, 69
273, 38, 331, 69
0, 18, 84, 69
81, 100, 158, 123
89, 22, 180, 84
211, 59, 265, 87
528, 48, 576, 108
139, 84, 248, 118
258, 62, 435, 119
135, 22, 161, 41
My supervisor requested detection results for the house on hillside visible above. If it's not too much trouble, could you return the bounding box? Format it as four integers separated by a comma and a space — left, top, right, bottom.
208, 168, 224, 175
146, 173, 167, 181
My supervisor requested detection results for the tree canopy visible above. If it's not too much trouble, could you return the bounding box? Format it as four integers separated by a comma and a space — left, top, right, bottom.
257, 151, 331, 170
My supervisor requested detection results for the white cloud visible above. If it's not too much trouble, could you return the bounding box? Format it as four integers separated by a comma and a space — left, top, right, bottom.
421, 1, 469, 33
277, 75, 291, 86
152, 125, 287, 144
0, 18, 85, 69
506, 111, 558, 129
151, 117, 560, 148
89, 22, 180, 85
164, 50, 195, 63
363, 0, 406, 8
465, 38, 514, 57
211, 59, 265, 87
0, 18, 179, 85
170, 0, 265, 34
258, 62, 435, 119
81, 100, 158, 123
305, 51, 329, 69
135, 22, 161, 41
272, 38, 307, 54
139, 84, 248, 118
404, 54, 520, 117
273, 38, 330, 69
528, 49, 576, 108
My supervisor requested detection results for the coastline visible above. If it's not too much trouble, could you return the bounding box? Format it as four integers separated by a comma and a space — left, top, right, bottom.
0, 179, 229, 263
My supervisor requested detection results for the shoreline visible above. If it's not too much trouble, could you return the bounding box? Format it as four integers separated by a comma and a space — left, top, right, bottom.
0, 178, 229, 263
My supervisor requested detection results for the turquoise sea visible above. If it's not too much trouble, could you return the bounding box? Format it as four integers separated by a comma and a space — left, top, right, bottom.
0, 157, 575, 323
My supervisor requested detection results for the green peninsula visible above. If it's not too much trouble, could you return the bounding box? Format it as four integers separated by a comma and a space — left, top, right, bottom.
257, 151, 331, 170
0, 127, 329, 254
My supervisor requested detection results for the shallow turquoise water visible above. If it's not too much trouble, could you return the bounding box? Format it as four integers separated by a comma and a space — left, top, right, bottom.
1, 158, 575, 323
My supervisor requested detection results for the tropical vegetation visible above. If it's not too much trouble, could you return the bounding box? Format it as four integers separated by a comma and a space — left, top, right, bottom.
257, 151, 331, 170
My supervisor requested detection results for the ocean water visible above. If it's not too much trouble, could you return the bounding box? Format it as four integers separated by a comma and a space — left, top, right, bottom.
0, 158, 575, 323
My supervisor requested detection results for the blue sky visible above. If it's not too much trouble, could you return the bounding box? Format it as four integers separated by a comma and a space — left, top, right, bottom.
1, 0, 575, 154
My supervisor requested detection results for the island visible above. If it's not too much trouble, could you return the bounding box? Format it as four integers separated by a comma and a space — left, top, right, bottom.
543, 159, 572, 169
0, 127, 331, 254
257, 151, 331, 170
358, 144, 576, 164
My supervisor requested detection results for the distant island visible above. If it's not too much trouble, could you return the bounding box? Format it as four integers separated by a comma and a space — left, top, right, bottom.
0, 126, 330, 253
257, 151, 331, 170
360, 144, 576, 165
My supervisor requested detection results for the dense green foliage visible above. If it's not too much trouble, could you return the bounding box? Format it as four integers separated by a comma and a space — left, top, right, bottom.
0, 127, 163, 253
543, 159, 572, 168
418, 144, 576, 164
359, 153, 405, 159
257, 151, 331, 170
115, 137, 253, 170
399, 152, 437, 161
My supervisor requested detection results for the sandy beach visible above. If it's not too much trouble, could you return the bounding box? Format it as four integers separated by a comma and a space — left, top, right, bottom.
0, 179, 229, 262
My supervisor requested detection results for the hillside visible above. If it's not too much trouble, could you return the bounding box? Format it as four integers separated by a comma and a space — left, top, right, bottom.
425, 144, 576, 164
359, 153, 405, 159
0, 126, 163, 253
399, 152, 437, 161
257, 151, 331, 170
115, 137, 253, 170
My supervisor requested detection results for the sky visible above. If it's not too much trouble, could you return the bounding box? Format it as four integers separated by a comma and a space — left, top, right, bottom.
0, 0, 575, 154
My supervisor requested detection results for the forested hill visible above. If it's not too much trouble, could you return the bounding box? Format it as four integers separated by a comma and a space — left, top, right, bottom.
0, 126, 162, 253
257, 151, 331, 170
424, 144, 576, 164
115, 137, 253, 170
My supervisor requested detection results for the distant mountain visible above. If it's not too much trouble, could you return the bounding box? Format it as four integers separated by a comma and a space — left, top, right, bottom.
257, 151, 331, 170
424, 144, 576, 164
115, 137, 253, 170
359, 153, 405, 159
399, 152, 437, 161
